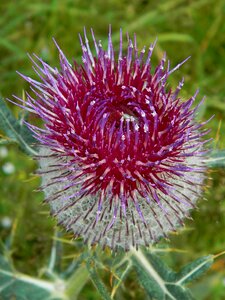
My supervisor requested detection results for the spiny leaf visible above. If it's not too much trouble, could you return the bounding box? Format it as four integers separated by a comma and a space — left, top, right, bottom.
0, 97, 37, 155
165, 284, 194, 300
132, 250, 176, 300
86, 255, 112, 300
0, 255, 65, 300
175, 255, 213, 285
131, 249, 213, 300
133, 256, 165, 299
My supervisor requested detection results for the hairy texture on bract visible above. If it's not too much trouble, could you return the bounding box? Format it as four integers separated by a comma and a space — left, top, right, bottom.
39, 146, 204, 251
12, 28, 210, 250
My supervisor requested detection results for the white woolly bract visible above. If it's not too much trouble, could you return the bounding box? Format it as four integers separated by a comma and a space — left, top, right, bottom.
38, 147, 205, 251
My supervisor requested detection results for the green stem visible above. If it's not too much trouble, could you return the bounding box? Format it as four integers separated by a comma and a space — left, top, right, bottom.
65, 263, 89, 300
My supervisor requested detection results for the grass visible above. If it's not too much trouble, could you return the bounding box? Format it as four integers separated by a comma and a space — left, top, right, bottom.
0, 0, 225, 299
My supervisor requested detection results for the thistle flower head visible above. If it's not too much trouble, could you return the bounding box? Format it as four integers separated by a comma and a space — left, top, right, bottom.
14, 28, 209, 251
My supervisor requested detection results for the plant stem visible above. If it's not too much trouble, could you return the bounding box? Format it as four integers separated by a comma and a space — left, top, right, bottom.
65, 263, 89, 300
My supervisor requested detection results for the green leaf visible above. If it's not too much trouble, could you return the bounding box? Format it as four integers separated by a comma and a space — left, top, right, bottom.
165, 284, 194, 300
131, 249, 213, 300
86, 255, 112, 300
207, 150, 225, 168
133, 256, 165, 299
0, 255, 65, 300
132, 250, 176, 300
0, 97, 37, 156
175, 255, 213, 285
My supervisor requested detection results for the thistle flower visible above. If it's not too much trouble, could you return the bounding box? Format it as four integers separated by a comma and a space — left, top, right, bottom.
13, 28, 210, 251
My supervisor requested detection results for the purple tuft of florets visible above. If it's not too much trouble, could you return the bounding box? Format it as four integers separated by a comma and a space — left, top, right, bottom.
12, 27, 211, 251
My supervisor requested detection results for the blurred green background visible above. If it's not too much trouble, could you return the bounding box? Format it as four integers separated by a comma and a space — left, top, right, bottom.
0, 0, 225, 299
